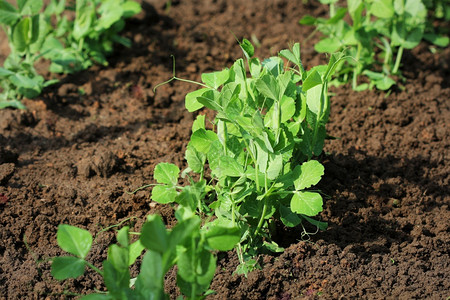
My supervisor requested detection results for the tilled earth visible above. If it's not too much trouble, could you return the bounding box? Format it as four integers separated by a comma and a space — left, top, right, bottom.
0, 0, 449, 299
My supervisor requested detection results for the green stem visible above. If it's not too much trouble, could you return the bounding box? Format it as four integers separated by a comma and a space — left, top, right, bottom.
86, 261, 103, 276
253, 196, 268, 239
352, 42, 362, 90
392, 46, 404, 74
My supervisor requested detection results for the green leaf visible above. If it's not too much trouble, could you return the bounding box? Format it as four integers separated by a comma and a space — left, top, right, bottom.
192, 114, 206, 132
279, 205, 302, 227
240, 38, 254, 59
140, 215, 169, 253
185, 144, 206, 174
314, 37, 341, 53
107, 244, 129, 272
185, 88, 210, 112
0, 100, 27, 109
135, 250, 166, 299
177, 248, 216, 296
12, 17, 31, 52
74, 0, 95, 40
51, 256, 86, 280
168, 216, 201, 250
103, 259, 130, 294
370, 0, 394, 18
0, 0, 19, 25
57, 224, 93, 258
190, 129, 218, 153
154, 162, 179, 186
301, 215, 328, 230
303, 69, 322, 92
255, 74, 279, 100
423, 33, 449, 47
151, 185, 177, 204
267, 154, 283, 180
116, 226, 129, 247
197, 89, 222, 111
293, 160, 324, 190
129, 240, 145, 266
217, 156, 244, 177
203, 221, 240, 251
291, 191, 323, 216
299, 15, 317, 25
201, 69, 230, 89
279, 43, 303, 72
18, 0, 43, 14
122, 1, 142, 18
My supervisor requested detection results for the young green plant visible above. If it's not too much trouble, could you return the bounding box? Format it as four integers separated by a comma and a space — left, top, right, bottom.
300, 0, 449, 90
152, 40, 345, 272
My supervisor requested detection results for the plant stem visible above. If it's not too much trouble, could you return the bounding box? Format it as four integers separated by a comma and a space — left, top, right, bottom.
392, 46, 404, 74
86, 261, 103, 276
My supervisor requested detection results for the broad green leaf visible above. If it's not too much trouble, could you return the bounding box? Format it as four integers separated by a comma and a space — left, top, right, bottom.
0, 0, 19, 26
201, 69, 230, 89
314, 37, 341, 53
74, 0, 95, 40
197, 89, 222, 111
370, 0, 394, 18
168, 216, 201, 250
0, 67, 14, 77
177, 248, 216, 296
267, 154, 283, 180
117, 226, 129, 247
192, 114, 206, 132
140, 215, 168, 254
129, 240, 145, 266
103, 260, 130, 295
0, 100, 26, 109
185, 88, 210, 112
18, 0, 43, 14
264, 95, 296, 127
423, 33, 449, 47
122, 1, 142, 18
255, 74, 279, 100
291, 191, 323, 216
185, 144, 206, 174
12, 17, 31, 52
96, 0, 123, 31
217, 156, 244, 177
190, 129, 218, 153
51, 256, 86, 280
279, 205, 302, 227
57, 224, 92, 258
293, 160, 324, 190
153, 163, 179, 186
107, 244, 129, 271
280, 43, 304, 77
151, 185, 177, 204
204, 221, 240, 251
303, 69, 322, 92
135, 250, 166, 298
305, 84, 324, 116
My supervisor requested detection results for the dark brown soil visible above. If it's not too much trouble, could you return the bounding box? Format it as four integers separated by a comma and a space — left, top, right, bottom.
1, 0, 449, 299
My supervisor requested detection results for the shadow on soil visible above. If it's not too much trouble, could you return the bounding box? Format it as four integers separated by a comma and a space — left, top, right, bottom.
275, 148, 448, 260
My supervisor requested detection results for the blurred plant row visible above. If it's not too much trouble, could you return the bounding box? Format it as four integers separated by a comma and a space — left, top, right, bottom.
301, 0, 449, 90
0, 0, 141, 109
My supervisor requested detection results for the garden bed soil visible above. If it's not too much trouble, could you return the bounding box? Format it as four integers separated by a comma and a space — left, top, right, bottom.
0, 0, 449, 299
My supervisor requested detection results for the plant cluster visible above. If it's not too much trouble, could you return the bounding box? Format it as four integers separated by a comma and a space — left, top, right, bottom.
0, 0, 141, 109
51, 41, 344, 298
300, 0, 449, 90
